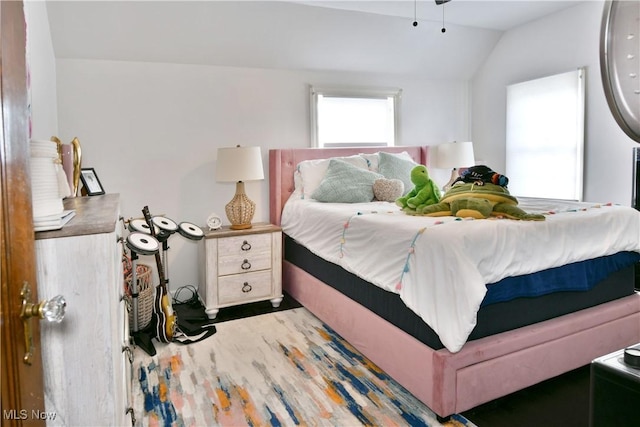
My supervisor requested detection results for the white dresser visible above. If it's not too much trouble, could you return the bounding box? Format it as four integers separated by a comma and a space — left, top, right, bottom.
35, 194, 133, 426
202, 223, 283, 318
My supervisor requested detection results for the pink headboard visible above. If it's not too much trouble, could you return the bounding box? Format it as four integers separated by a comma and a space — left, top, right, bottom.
269, 146, 429, 225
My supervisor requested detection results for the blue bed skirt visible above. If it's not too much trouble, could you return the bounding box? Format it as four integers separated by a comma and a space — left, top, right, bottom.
482, 251, 640, 306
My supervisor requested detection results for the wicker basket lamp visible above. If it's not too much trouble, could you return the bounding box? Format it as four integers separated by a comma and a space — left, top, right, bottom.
216, 145, 264, 230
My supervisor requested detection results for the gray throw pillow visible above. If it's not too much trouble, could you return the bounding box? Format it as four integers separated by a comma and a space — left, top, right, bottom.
311, 159, 383, 203
377, 152, 417, 196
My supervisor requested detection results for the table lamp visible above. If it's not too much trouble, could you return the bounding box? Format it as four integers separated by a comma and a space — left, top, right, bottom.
216, 145, 264, 230
434, 141, 475, 191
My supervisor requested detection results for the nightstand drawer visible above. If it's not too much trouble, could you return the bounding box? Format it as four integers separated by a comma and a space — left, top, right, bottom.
218, 251, 271, 275
218, 233, 271, 257
218, 270, 272, 304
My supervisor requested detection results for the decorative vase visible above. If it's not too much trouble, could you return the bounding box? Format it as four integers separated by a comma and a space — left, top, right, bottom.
71, 137, 82, 196
61, 144, 75, 197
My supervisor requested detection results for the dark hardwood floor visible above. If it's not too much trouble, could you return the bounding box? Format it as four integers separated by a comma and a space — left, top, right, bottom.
214, 292, 593, 427
461, 365, 591, 427
208, 291, 303, 324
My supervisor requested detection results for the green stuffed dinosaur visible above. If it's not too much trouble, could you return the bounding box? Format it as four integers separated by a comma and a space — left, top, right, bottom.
396, 165, 441, 213
418, 182, 545, 220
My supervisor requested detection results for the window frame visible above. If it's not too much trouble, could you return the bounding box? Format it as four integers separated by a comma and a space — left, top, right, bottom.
309, 85, 402, 148
505, 68, 585, 201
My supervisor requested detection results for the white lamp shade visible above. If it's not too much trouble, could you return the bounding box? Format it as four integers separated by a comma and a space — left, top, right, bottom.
216, 146, 265, 182
434, 141, 475, 169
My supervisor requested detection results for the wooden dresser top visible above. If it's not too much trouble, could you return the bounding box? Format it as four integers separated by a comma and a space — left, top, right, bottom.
35, 194, 120, 240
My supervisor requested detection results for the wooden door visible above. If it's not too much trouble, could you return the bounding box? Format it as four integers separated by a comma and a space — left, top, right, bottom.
1, 1, 46, 425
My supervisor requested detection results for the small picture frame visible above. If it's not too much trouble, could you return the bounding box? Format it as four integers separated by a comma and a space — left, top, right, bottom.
80, 168, 105, 196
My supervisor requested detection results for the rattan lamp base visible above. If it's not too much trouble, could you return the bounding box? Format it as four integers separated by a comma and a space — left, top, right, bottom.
225, 181, 256, 230
443, 167, 459, 192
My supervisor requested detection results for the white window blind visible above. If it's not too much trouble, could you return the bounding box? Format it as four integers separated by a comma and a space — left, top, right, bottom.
310, 86, 401, 148
506, 69, 585, 200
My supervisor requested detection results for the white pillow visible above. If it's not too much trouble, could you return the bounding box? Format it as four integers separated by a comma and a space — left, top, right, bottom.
360, 151, 415, 173
360, 153, 380, 172
296, 155, 369, 198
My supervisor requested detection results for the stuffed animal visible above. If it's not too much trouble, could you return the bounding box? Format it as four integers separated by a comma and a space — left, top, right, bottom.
418, 181, 545, 220
396, 165, 441, 213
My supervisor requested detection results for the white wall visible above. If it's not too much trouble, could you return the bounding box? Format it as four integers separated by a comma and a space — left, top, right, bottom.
53, 1, 638, 290
472, 1, 638, 204
56, 59, 470, 289
24, 1, 58, 141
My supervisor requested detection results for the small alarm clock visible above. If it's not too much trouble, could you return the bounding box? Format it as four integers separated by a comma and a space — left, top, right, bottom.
207, 213, 222, 231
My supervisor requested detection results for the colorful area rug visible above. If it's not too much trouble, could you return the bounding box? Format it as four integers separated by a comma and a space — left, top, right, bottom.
132, 307, 475, 426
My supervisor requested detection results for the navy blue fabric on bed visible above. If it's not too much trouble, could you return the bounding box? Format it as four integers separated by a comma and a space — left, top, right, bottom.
284, 235, 638, 350
481, 251, 640, 306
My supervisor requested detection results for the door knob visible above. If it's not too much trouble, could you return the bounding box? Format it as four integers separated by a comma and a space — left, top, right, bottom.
20, 282, 66, 365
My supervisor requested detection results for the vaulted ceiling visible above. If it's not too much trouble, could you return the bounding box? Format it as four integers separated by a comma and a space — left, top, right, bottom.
293, 1, 581, 31
46, 1, 584, 79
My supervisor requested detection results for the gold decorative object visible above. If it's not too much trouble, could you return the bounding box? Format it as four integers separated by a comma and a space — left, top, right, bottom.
71, 137, 82, 196
51, 136, 81, 197
51, 136, 62, 160
50, 136, 72, 198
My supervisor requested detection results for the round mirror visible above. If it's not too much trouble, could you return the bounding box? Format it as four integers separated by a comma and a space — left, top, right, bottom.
600, 0, 640, 143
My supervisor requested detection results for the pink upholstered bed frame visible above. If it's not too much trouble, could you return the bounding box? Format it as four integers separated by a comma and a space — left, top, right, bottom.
269, 146, 640, 418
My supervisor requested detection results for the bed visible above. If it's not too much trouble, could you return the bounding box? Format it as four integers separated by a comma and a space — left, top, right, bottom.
269, 146, 640, 419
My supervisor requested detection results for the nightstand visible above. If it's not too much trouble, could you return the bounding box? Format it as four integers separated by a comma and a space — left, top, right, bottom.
590, 344, 640, 426
202, 222, 283, 318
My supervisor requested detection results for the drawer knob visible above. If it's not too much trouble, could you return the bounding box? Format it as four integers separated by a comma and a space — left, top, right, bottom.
126, 407, 136, 426
241, 259, 252, 270
241, 241, 252, 251
242, 282, 252, 293
122, 345, 134, 364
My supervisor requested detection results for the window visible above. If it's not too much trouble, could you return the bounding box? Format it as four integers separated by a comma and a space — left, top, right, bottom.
506, 68, 585, 200
310, 86, 401, 148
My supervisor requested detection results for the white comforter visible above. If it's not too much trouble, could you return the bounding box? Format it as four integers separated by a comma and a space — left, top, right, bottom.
281, 195, 640, 353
